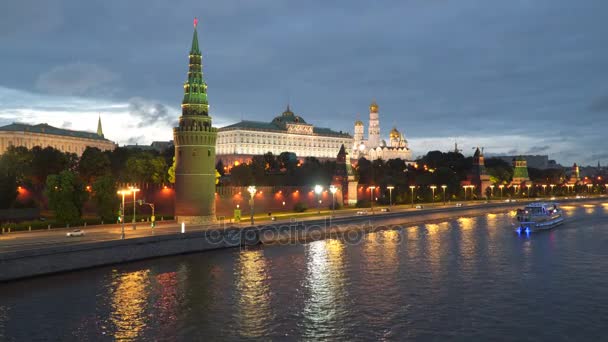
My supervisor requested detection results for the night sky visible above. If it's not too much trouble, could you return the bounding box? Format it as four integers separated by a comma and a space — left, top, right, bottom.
1, 0, 607, 165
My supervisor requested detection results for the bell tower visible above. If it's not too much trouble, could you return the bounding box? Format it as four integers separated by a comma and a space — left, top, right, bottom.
173, 18, 218, 224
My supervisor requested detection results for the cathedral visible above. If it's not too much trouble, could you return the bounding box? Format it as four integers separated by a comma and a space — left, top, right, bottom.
352, 101, 413, 161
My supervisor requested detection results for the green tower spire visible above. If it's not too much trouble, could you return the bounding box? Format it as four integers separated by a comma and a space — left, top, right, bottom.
96, 114, 104, 137
182, 17, 209, 116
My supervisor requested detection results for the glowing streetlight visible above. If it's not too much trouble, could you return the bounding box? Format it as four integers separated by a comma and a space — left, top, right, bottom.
369, 186, 376, 213
247, 185, 256, 225
409, 185, 416, 208
526, 184, 531, 198
489, 185, 495, 200
542, 184, 547, 196
387, 185, 395, 207
430, 185, 437, 204
550, 184, 555, 196
315, 185, 323, 214
441, 185, 447, 204
499, 184, 504, 200
329, 185, 338, 215
116, 189, 132, 240
129, 186, 140, 230
587, 183, 593, 194
513, 184, 520, 197
463, 185, 474, 202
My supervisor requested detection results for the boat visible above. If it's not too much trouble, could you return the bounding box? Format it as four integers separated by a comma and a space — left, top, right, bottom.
514, 202, 564, 234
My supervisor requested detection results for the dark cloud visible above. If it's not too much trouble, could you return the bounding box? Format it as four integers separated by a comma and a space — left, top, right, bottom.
507, 149, 518, 155
128, 97, 177, 128
36, 63, 120, 96
526, 145, 550, 154
590, 95, 608, 113
61, 121, 72, 128
126, 136, 145, 145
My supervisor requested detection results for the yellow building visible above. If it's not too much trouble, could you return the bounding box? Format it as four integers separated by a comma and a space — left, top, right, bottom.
0, 118, 115, 156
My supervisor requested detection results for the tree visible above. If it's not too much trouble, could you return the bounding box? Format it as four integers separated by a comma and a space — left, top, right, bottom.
230, 164, 254, 186
168, 157, 176, 184
31, 146, 72, 186
125, 152, 168, 184
45, 170, 88, 224
92, 175, 118, 222
0, 173, 17, 209
0, 146, 32, 184
78, 147, 111, 183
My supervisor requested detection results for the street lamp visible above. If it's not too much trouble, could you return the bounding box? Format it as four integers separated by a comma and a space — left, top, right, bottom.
409, 185, 415, 208
513, 184, 520, 198
441, 185, 447, 204
116, 189, 132, 240
387, 185, 395, 207
315, 185, 323, 214
489, 185, 495, 200
329, 185, 337, 215
369, 186, 376, 213
550, 184, 555, 196
542, 184, 547, 197
526, 184, 531, 198
499, 184, 504, 201
129, 186, 140, 230
247, 185, 256, 225
463, 185, 473, 202
587, 183, 593, 194
430, 185, 437, 204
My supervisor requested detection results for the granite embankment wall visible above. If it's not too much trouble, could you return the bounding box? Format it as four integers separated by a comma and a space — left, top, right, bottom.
0, 199, 599, 282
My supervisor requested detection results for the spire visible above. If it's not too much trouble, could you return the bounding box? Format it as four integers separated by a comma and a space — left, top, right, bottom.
97, 114, 104, 137
182, 17, 209, 116
190, 17, 200, 55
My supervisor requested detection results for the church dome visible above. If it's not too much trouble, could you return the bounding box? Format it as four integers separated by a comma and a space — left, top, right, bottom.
355, 120, 364, 126
272, 105, 307, 126
389, 126, 400, 139
370, 101, 379, 113
380, 139, 387, 147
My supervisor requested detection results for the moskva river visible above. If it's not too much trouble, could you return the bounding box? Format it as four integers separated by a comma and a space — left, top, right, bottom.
1, 204, 608, 341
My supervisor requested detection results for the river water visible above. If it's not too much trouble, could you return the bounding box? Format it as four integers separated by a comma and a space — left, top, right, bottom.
1, 204, 608, 341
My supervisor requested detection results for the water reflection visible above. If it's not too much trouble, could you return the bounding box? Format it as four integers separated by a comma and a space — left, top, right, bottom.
303, 239, 348, 338
153, 271, 181, 337
109, 270, 151, 340
0, 306, 7, 340
235, 249, 272, 338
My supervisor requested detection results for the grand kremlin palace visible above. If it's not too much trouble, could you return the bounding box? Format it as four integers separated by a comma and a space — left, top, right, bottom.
216, 106, 353, 165
0, 118, 116, 156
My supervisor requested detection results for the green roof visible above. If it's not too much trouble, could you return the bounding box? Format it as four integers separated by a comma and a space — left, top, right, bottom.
0, 123, 110, 141
219, 106, 351, 138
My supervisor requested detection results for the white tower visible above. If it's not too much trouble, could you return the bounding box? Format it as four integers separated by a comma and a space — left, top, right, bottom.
353, 120, 364, 151
368, 101, 380, 148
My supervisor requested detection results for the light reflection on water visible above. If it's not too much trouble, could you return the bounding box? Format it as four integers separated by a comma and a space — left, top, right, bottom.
1, 205, 608, 340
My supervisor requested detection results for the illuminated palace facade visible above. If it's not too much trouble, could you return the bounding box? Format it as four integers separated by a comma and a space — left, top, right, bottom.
353, 101, 413, 162
216, 105, 353, 165
0, 118, 115, 156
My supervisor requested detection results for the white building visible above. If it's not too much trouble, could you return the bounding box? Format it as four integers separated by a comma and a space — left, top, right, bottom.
353, 101, 413, 161
216, 106, 353, 165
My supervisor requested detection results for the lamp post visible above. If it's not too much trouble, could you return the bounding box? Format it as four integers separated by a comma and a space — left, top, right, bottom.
409, 185, 415, 208
329, 185, 337, 215
387, 186, 394, 207
526, 184, 531, 198
513, 184, 519, 198
499, 184, 504, 201
315, 185, 323, 214
587, 183, 593, 194
129, 186, 140, 230
441, 185, 447, 205
489, 185, 495, 200
369, 186, 376, 213
430, 185, 437, 204
542, 184, 547, 197
550, 184, 555, 196
605, 184, 608, 195
116, 189, 131, 240
247, 185, 256, 225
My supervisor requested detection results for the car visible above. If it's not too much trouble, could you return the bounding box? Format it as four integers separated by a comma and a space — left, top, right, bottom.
415, 205, 423, 209
356, 210, 368, 215
380, 208, 390, 212
455, 203, 463, 207
66, 229, 85, 237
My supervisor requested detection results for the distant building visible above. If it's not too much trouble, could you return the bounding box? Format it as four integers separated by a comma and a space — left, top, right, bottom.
0, 117, 115, 156
216, 105, 353, 165
353, 101, 413, 162
124, 141, 174, 153
331, 144, 358, 206
494, 155, 560, 169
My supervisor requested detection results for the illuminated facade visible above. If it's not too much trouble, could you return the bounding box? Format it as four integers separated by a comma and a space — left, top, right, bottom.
353, 101, 413, 161
0, 118, 115, 156
216, 105, 353, 164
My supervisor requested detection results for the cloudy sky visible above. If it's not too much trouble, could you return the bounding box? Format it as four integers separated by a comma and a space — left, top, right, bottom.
1, 0, 607, 165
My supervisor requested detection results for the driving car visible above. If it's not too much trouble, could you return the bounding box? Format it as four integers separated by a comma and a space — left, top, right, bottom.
66, 229, 85, 237
356, 210, 368, 215
380, 208, 390, 212
415, 205, 423, 209
455, 203, 463, 207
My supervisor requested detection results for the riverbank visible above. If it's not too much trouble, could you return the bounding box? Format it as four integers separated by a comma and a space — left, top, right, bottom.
1, 198, 604, 282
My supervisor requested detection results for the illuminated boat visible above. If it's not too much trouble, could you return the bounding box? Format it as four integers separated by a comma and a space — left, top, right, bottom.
515, 202, 564, 234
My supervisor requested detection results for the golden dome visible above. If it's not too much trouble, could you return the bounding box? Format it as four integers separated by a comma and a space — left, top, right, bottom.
355, 120, 364, 126
389, 126, 400, 139
369, 101, 379, 113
